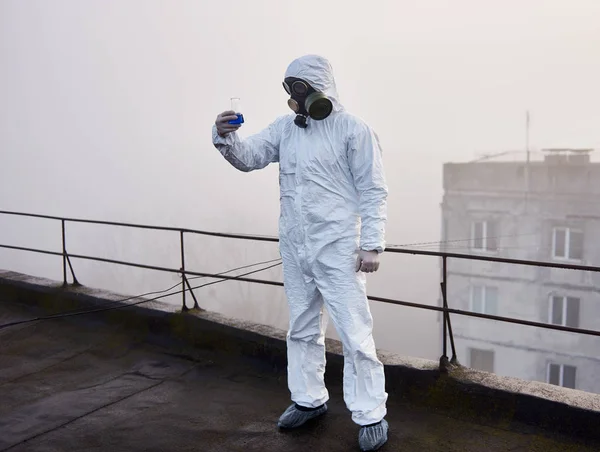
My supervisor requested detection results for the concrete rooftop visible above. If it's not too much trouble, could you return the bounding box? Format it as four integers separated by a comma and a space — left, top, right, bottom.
1, 290, 599, 451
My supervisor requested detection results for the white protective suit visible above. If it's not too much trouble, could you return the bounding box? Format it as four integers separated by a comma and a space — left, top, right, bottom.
212, 55, 388, 426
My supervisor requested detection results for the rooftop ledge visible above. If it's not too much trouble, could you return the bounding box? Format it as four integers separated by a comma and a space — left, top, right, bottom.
1, 269, 600, 450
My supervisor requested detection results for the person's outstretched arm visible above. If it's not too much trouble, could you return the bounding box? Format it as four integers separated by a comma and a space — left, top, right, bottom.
347, 121, 389, 262
212, 111, 285, 172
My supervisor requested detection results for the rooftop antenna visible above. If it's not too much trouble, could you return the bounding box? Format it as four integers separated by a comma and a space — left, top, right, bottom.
526, 110, 530, 164
525, 110, 531, 208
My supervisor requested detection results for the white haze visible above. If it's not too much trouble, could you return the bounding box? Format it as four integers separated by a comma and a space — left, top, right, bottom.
1, 0, 599, 360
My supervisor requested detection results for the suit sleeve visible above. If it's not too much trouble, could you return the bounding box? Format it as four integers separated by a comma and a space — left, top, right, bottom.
212, 116, 286, 172
347, 122, 389, 253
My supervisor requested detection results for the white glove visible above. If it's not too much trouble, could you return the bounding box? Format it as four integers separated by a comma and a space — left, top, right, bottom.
355, 250, 381, 273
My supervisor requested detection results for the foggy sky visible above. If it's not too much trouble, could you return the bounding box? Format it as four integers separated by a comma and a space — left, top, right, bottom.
1, 0, 599, 360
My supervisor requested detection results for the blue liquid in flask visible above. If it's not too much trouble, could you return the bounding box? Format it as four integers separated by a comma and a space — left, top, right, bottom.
228, 113, 244, 125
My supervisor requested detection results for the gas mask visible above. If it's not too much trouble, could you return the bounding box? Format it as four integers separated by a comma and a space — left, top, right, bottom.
283, 77, 333, 128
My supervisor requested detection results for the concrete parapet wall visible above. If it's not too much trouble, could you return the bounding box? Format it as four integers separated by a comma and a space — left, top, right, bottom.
1, 269, 599, 441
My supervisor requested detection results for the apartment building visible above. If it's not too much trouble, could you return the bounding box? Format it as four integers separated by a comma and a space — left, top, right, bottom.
441, 149, 600, 393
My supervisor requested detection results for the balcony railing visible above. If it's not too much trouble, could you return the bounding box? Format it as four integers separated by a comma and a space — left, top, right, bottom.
2, 209, 600, 371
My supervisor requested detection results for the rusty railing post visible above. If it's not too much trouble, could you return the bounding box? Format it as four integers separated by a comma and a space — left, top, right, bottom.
440, 256, 449, 370
440, 255, 458, 371
180, 229, 200, 311
180, 230, 188, 311
61, 220, 67, 286
61, 219, 79, 286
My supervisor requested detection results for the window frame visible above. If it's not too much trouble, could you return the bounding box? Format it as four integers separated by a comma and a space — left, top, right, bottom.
551, 227, 583, 262
548, 295, 580, 328
471, 219, 498, 253
469, 347, 495, 373
546, 363, 577, 389
470, 285, 498, 315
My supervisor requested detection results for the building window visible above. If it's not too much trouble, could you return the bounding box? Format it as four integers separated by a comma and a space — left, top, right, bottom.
547, 363, 576, 389
552, 227, 583, 261
469, 348, 494, 372
471, 220, 498, 252
470, 285, 498, 315
549, 296, 580, 328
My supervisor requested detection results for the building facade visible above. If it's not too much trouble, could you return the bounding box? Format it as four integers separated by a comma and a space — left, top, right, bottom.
441, 149, 600, 394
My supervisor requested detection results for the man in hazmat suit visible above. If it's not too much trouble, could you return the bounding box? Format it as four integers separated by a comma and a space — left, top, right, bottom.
212, 54, 389, 451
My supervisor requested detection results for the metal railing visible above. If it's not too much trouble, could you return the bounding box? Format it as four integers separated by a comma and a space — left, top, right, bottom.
2, 209, 600, 371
